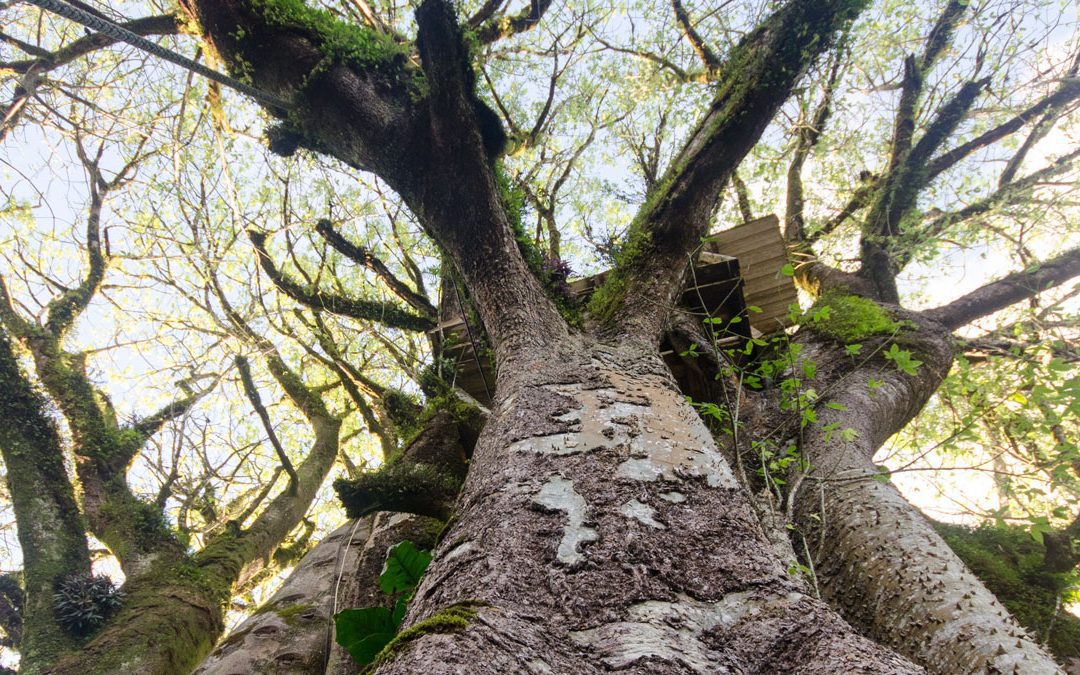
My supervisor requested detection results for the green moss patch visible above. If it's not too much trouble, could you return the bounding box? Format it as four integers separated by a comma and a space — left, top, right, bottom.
334, 463, 462, 520
806, 291, 900, 343
250, 0, 409, 70
366, 603, 480, 671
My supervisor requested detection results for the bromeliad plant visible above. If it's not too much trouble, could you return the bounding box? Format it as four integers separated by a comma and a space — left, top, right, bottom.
334, 540, 432, 665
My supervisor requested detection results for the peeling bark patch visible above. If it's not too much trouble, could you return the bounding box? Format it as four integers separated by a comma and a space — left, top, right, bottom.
442, 540, 476, 563
620, 499, 665, 529
509, 379, 736, 490
533, 476, 597, 565
570, 591, 806, 671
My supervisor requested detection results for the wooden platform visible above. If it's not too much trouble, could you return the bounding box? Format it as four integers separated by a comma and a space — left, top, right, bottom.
433, 215, 797, 405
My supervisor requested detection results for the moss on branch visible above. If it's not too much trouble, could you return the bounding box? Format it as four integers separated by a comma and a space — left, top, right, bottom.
334, 463, 463, 521
805, 291, 901, 343
248, 0, 409, 72
366, 602, 481, 671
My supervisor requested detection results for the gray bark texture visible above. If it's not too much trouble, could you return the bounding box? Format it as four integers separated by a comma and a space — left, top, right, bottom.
374, 341, 918, 673
793, 314, 1063, 674
136, 1, 1079, 673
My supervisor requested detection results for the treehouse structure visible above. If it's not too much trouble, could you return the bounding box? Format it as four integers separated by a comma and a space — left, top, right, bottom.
432, 215, 797, 405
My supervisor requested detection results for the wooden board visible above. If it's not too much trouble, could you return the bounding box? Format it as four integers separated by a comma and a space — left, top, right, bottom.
432, 215, 796, 405
704, 214, 797, 332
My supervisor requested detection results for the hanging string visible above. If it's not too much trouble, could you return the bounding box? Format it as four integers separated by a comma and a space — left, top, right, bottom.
23, 0, 294, 112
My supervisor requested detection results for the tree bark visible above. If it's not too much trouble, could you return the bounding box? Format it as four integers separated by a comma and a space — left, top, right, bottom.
373, 340, 917, 673
195, 518, 374, 675
792, 316, 1064, 673
0, 332, 90, 673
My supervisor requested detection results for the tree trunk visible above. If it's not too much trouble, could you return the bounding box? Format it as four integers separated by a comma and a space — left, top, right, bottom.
792, 318, 1064, 673
372, 339, 917, 673
195, 518, 375, 675
0, 332, 90, 672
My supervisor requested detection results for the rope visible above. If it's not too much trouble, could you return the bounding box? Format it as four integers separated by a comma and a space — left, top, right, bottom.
454, 282, 493, 403
24, 0, 294, 111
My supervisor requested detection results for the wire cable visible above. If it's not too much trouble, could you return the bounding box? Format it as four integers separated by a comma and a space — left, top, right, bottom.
23, 0, 294, 112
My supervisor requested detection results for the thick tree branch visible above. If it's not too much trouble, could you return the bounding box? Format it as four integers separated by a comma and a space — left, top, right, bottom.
184, 0, 568, 366
858, 77, 989, 302
2, 14, 180, 75
248, 229, 434, 332
595, 0, 868, 343
923, 247, 1080, 330
44, 186, 106, 337
314, 219, 436, 317
791, 315, 1061, 671
128, 391, 207, 442
999, 51, 1080, 186
0, 330, 91, 668
473, 0, 553, 45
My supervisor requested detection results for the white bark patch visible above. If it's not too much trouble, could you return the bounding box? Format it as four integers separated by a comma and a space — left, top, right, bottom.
441, 540, 476, 563
570, 591, 805, 672
660, 491, 686, 503
510, 379, 736, 489
533, 476, 597, 565
620, 499, 665, 529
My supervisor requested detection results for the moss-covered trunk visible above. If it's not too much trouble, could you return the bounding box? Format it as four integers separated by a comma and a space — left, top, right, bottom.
0, 332, 91, 673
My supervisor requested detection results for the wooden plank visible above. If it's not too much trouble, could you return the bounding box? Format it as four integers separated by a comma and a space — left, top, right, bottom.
434, 214, 797, 403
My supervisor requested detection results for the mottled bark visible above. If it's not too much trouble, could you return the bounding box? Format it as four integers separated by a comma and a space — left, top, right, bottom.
0, 332, 90, 673
196, 519, 375, 675
375, 341, 916, 673
792, 316, 1063, 673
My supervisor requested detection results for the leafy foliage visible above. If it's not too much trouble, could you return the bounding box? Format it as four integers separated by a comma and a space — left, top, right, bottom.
335, 540, 433, 666
52, 574, 123, 636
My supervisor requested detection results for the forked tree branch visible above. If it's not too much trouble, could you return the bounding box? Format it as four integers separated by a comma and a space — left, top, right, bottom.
473, 0, 553, 44
597, 0, 869, 343
314, 219, 436, 317
923, 248, 1080, 330
248, 229, 435, 332
235, 355, 299, 491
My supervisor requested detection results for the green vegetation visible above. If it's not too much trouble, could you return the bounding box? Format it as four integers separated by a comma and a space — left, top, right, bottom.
254, 602, 314, 626
366, 602, 479, 670
805, 291, 900, 342
249, 0, 409, 71
936, 522, 1080, 662
585, 224, 652, 325
335, 541, 439, 667
334, 462, 462, 520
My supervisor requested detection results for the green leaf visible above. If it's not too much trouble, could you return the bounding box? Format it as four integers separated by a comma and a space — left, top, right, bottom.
392, 595, 409, 626
1028, 516, 1053, 545
780, 263, 795, 277
379, 540, 432, 595
334, 607, 398, 665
